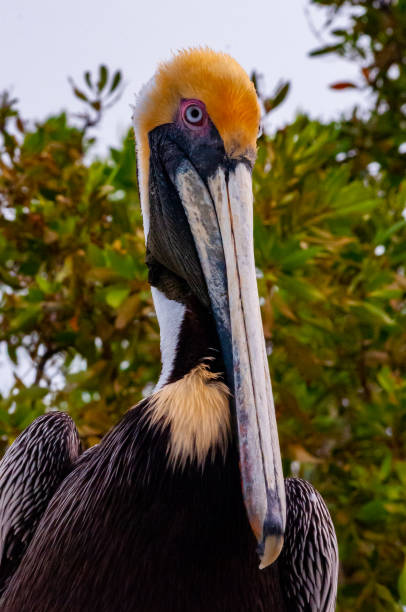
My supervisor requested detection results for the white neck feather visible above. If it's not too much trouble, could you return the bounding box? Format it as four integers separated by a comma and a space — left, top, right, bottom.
151, 287, 186, 390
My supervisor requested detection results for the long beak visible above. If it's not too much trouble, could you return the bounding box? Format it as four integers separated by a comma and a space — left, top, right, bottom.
174, 160, 286, 568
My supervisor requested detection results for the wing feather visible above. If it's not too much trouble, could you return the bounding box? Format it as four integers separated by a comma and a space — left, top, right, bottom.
279, 478, 339, 612
0, 412, 80, 594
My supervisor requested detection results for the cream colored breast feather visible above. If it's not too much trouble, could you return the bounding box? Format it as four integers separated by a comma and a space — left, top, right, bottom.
147, 364, 231, 470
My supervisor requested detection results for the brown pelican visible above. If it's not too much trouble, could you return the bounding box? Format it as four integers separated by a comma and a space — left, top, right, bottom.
0, 48, 338, 611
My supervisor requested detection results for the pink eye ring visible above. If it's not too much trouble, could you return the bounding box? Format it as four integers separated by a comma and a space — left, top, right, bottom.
181, 100, 206, 128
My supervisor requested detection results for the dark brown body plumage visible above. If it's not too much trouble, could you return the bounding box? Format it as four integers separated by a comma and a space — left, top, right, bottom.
1, 401, 286, 612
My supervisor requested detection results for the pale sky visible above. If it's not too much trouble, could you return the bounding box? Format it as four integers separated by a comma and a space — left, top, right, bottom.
0, 0, 368, 393
1, 0, 367, 153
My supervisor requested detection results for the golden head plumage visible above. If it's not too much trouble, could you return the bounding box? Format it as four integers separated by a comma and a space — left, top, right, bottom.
133, 49, 261, 233
133, 47, 260, 158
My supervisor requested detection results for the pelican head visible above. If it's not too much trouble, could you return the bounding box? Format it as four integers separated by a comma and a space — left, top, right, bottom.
133, 48, 286, 569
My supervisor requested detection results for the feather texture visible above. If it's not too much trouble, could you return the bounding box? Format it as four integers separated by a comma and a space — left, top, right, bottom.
279, 478, 339, 612
0, 412, 80, 594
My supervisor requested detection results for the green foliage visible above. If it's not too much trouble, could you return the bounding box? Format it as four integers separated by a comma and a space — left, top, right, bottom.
69, 64, 123, 129
0, 87, 159, 451
0, 4, 406, 609
310, 0, 406, 183
254, 115, 406, 611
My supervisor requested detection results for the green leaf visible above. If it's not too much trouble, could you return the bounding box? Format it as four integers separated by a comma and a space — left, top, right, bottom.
19, 258, 41, 276
368, 288, 402, 300
54, 331, 77, 344
84, 71, 93, 90
375, 583, 397, 605
280, 246, 322, 271
35, 274, 53, 294
398, 561, 406, 605
14, 386, 48, 402
97, 65, 108, 92
394, 462, 406, 487
279, 275, 324, 301
10, 305, 41, 331
109, 70, 122, 94
264, 82, 290, 114
309, 43, 343, 57
331, 199, 381, 217
362, 302, 395, 326
105, 286, 130, 309
27, 288, 45, 303
375, 219, 406, 244
378, 453, 392, 482
87, 243, 106, 267
357, 500, 388, 523
106, 249, 136, 279
73, 87, 89, 102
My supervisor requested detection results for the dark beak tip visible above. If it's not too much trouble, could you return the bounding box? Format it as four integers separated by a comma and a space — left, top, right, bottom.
256, 514, 284, 552
254, 487, 286, 568
263, 515, 284, 539
255, 507, 285, 568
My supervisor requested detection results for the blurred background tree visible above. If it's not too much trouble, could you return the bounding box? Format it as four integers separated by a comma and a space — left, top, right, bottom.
0, 1, 405, 610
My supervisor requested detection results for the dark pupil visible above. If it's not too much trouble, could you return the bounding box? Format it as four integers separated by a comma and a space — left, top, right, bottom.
190, 108, 200, 119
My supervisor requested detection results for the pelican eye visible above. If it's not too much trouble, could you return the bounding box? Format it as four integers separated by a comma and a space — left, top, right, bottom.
184, 104, 204, 125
